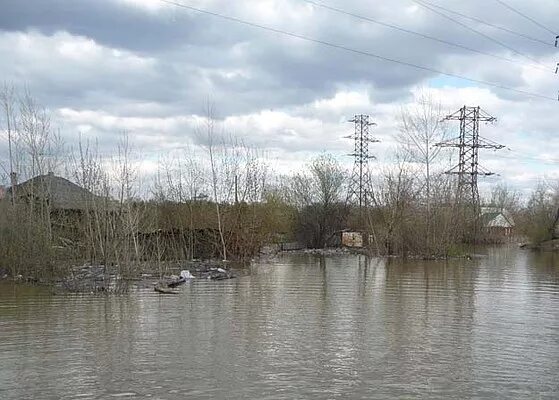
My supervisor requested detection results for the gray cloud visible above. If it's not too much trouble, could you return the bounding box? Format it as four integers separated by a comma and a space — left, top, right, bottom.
0, 0, 558, 192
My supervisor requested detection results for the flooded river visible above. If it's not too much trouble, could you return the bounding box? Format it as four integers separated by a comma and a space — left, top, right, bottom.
1, 246, 558, 399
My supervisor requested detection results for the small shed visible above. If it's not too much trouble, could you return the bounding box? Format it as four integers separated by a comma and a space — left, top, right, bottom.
481, 208, 515, 237
342, 231, 363, 248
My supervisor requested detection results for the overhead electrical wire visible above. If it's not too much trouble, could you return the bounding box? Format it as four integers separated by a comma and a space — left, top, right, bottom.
497, 148, 559, 165
494, 0, 556, 36
157, 0, 556, 102
411, 0, 551, 70
301, 0, 550, 73
418, 0, 554, 47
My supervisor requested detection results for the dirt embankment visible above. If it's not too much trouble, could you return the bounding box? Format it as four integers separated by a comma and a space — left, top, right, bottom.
520, 239, 559, 251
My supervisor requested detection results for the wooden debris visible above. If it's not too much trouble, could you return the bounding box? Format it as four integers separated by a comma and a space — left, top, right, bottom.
154, 284, 179, 295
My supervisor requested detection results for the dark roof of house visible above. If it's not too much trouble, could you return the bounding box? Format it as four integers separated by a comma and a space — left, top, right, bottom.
6, 173, 103, 210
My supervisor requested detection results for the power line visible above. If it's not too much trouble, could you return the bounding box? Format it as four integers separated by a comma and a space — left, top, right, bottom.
418, 0, 554, 47
494, 148, 559, 165
158, 0, 557, 102
492, 154, 559, 166
302, 0, 550, 73
494, 0, 556, 36
412, 0, 551, 70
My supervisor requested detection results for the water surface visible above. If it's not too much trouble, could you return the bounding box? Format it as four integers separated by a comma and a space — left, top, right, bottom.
1, 246, 558, 399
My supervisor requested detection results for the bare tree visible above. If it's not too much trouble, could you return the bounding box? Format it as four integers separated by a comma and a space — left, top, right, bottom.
0, 84, 17, 202
489, 183, 520, 213
519, 181, 559, 244
372, 153, 417, 255
0, 87, 65, 280
398, 90, 448, 253
288, 154, 347, 248
199, 104, 228, 261
399, 91, 448, 197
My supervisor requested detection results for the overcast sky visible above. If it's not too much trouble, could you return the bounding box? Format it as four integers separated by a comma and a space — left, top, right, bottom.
1, 0, 558, 196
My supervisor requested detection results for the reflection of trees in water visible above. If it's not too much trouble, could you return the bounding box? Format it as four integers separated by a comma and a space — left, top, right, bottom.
357, 254, 371, 297
524, 250, 559, 286
480, 244, 521, 285
381, 256, 478, 395
5, 249, 558, 398
304, 253, 481, 395
479, 245, 559, 289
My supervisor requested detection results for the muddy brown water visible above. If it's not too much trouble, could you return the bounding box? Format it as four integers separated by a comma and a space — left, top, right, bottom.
1, 246, 558, 399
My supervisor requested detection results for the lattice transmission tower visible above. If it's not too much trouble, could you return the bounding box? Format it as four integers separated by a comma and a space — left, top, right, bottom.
435, 106, 504, 209
346, 114, 379, 211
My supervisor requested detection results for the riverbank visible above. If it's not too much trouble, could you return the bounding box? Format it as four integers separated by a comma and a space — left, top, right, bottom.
272, 245, 480, 261
520, 238, 559, 251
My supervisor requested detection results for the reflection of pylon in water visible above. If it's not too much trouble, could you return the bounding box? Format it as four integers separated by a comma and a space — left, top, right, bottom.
346, 114, 379, 212
435, 106, 504, 211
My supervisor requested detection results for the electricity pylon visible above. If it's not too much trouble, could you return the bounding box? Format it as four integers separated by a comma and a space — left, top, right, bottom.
435, 106, 504, 210
346, 114, 379, 213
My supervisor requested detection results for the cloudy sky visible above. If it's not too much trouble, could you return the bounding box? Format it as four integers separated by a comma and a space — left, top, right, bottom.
0, 0, 558, 196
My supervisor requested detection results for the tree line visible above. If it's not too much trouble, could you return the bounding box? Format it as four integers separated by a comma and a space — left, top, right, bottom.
0, 87, 557, 285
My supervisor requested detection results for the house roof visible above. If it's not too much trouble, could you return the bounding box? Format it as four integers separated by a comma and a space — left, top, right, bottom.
6, 173, 104, 210
481, 210, 515, 228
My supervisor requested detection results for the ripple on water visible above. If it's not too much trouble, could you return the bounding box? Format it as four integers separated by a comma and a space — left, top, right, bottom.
0, 247, 558, 399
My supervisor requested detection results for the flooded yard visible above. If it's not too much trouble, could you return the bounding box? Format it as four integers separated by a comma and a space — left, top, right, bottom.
1, 246, 558, 399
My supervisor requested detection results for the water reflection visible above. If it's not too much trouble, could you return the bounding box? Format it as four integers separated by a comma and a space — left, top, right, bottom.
1, 246, 558, 399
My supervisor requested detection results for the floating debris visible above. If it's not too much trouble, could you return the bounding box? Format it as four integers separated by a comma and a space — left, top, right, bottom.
154, 284, 179, 295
